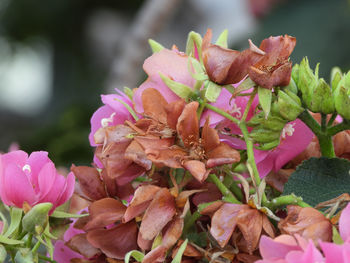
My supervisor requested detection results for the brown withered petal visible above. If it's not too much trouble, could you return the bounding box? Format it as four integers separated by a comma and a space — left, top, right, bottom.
124, 140, 152, 170
171, 240, 202, 258
123, 185, 161, 223
176, 102, 199, 148
236, 208, 263, 254
66, 233, 101, 259
210, 203, 243, 247
142, 245, 167, 263
234, 253, 261, 263
262, 214, 275, 238
100, 169, 118, 197
202, 29, 263, 85
201, 118, 220, 153
74, 213, 91, 230
94, 125, 134, 146
259, 35, 296, 61
265, 168, 293, 193
165, 99, 186, 130
84, 198, 126, 231
142, 88, 168, 123
87, 221, 138, 259
137, 231, 153, 251
191, 182, 222, 206
134, 136, 174, 152
278, 205, 332, 244
248, 61, 292, 89
71, 165, 107, 201
140, 188, 176, 240
145, 146, 187, 169
162, 216, 184, 248
176, 189, 206, 208
206, 143, 241, 168
183, 160, 209, 183
114, 163, 145, 185
199, 200, 224, 216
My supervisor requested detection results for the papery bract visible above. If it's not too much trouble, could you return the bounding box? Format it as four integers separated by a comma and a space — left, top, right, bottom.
0, 150, 75, 212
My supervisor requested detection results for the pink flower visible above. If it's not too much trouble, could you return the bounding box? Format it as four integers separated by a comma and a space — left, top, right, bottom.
320, 203, 350, 263
0, 150, 75, 212
257, 234, 324, 263
133, 48, 243, 127
89, 90, 134, 147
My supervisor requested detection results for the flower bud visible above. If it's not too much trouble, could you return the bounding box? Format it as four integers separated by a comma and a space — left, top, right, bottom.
277, 90, 304, 121
250, 128, 281, 144
14, 248, 34, 263
310, 78, 334, 114
334, 71, 350, 120
22, 202, 52, 234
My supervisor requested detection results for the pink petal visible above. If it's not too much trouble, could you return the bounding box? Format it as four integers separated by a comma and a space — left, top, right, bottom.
340, 203, 350, 242
39, 173, 65, 207
2, 150, 28, 167
3, 163, 37, 207
53, 240, 84, 263
38, 162, 57, 198
259, 235, 301, 260
285, 241, 324, 263
320, 242, 345, 263
55, 172, 75, 208
89, 105, 115, 147
101, 94, 133, 116
27, 151, 50, 187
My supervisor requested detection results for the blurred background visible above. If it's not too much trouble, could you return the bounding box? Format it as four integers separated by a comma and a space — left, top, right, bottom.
0, 0, 349, 167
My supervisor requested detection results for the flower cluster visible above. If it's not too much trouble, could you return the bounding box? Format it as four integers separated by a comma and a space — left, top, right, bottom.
1, 28, 350, 263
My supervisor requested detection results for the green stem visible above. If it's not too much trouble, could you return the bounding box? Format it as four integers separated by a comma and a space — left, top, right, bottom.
318, 134, 336, 157
26, 233, 33, 247
321, 113, 327, 133
298, 110, 322, 137
204, 103, 240, 125
31, 240, 41, 254
207, 174, 240, 204
270, 194, 304, 209
182, 211, 201, 236
197, 98, 207, 119
38, 254, 57, 263
327, 112, 338, 127
328, 121, 350, 136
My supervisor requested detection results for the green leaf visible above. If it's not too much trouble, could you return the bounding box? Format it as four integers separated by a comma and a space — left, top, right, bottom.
283, 157, 350, 206
0, 234, 24, 245
258, 87, 272, 119
159, 73, 194, 99
0, 244, 6, 262
124, 250, 144, 263
187, 57, 207, 81
3, 207, 22, 237
148, 39, 165, 53
50, 210, 89, 219
205, 81, 222, 102
215, 29, 228, 48
171, 239, 188, 263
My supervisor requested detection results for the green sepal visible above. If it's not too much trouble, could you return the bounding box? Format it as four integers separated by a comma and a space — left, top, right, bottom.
0, 244, 6, 263
148, 39, 165, 53
284, 78, 298, 94
254, 139, 280, 150
205, 81, 222, 102
250, 128, 281, 143
125, 250, 145, 263
334, 72, 350, 120
298, 57, 317, 107
188, 57, 208, 81
215, 29, 228, 48
123, 86, 134, 100
291, 63, 299, 84
331, 67, 342, 88
50, 210, 89, 219
114, 98, 139, 121
3, 207, 22, 238
14, 248, 35, 263
152, 233, 162, 250
332, 226, 343, 245
234, 77, 256, 95
22, 203, 52, 234
310, 78, 334, 114
171, 239, 188, 263
44, 232, 54, 260
159, 73, 195, 99
258, 87, 272, 119
185, 31, 203, 63
0, 234, 24, 245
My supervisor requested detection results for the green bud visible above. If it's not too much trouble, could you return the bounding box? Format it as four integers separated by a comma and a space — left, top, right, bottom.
331, 67, 342, 91
185, 31, 202, 59
14, 248, 35, 263
291, 63, 300, 85
0, 245, 6, 263
250, 128, 281, 143
334, 72, 350, 120
159, 73, 195, 100
310, 78, 334, 114
284, 78, 298, 95
215, 29, 228, 48
22, 203, 52, 234
277, 90, 304, 121
148, 39, 164, 53
261, 116, 288, 132
298, 57, 318, 108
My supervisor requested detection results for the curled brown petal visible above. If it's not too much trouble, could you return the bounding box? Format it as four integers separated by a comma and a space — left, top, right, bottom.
183, 160, 209, 183
201, 118, 220, 153
71, 165, 107, 201
123, 185, 161, 223
176, 102, 199, 148
142, 245, 167, 263
162, 216, 184, 249
165, 99, 186, 130
124, 140, 152, 170
145, 147, 187, 169
210, 203, 243, 248
87, 221, 138, 259
206, 143, 241, 168
84, 198, 126, 231
142, 88, 168, 123
66, 233, 101, 259
140, 188, 176, 240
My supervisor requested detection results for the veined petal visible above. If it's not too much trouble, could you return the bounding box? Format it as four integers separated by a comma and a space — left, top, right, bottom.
177, 102, 199, 148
